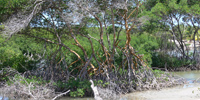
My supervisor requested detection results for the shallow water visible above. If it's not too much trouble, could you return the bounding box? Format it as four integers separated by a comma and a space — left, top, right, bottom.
171, 70, 200, 83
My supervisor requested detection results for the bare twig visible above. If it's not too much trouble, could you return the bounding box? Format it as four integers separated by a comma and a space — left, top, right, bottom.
52, 90, 70, 100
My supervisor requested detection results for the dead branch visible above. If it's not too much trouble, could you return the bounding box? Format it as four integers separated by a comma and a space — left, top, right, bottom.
52, 90, 70, 100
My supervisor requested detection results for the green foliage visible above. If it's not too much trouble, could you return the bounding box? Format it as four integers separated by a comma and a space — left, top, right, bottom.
0, 70, 9, 81
94, 80, 110, 88
0, 23, 5, 31
152, 69, 164, 77
7, 74, 48, 86
0, 1, 199, 98
142, 0, 199, 32
130, 33, 159, 64
0, 34, 43, 72
0, 0, 30, 22
151, 52, 194, 68
53, 78, 110, 97
54, 78, 92, 97
70, 88, 85, 97
4, 27, 161, 73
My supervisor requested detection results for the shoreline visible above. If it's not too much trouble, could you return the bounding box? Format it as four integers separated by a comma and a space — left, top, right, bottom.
124, 83, 200, 100
152, 65, 200, 72
0, 70, 187, 100
2, 69, 199, 100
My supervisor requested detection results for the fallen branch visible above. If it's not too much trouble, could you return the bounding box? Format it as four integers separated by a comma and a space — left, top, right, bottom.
90, 80, 103, 100
52, 90, 70, 100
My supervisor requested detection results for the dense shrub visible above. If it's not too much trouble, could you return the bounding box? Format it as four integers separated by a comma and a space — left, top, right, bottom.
0, 35, 42, 72
54, 78, 92, 97
130, 33, 159, 65
151, 52, 194, 68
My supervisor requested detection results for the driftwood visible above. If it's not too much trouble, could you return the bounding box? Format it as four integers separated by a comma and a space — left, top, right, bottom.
90, 80, 103, 100
52, 90, 70, 100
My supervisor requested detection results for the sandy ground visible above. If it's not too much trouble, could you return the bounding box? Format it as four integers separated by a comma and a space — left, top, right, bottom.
124, 84, 200, 100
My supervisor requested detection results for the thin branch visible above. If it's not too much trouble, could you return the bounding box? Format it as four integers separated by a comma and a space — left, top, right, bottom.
52, 90, 70, 100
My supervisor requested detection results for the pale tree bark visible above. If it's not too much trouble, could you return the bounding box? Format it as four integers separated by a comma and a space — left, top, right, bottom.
2, 0, 44, 36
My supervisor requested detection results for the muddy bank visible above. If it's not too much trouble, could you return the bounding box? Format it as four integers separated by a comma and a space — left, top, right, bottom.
170, 66, 200, 71
124, 83, 200, 100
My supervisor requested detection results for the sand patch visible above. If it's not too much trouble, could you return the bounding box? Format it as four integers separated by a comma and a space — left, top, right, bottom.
124, 84, 200, 100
